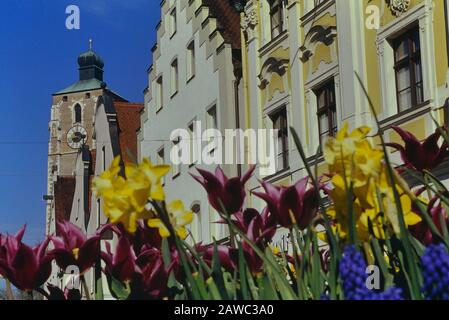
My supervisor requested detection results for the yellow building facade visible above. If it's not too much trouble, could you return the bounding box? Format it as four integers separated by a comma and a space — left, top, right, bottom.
238, 0, 449, 210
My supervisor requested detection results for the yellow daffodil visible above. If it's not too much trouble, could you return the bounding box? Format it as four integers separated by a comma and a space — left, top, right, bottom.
324, 122, 371, 174
323, 123, 422, 242
92, 156, 121, 194
148, 200, 194, 239
138, 158, 170, 200
93, 156, 170, 233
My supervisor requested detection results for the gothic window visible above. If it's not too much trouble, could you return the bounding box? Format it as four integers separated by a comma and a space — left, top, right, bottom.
74, 104, 82, 123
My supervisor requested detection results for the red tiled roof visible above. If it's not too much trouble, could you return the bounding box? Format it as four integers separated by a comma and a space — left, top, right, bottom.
203, 0, 241, 49
114, 102, 144, 163
54, 177, 76, 222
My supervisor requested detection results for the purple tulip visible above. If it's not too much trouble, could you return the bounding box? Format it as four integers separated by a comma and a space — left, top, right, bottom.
200, 244, 237, 272
231, 208, 277, 251
386, 126, 448, 171
49, 220, 101, 274
136, 248, 171, 298
46, 284, 81, 300
0, 226, 52, 292
253, 177, 319, 229
191, 165, 256, 214
102, 236, 141, 284
99, 221, 162, 257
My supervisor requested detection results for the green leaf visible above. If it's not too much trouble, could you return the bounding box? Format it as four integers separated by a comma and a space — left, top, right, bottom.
370, 238, 393, 288
264, 247, 297, 300
193, 272, 210, 300
238, 243, 250, 300
206, 278, 223, 300
110, 277, 131, 300
261, 273, 279, 300
245, 268, 259, 300
95, 272, 104, 301
210, 241, 230, 300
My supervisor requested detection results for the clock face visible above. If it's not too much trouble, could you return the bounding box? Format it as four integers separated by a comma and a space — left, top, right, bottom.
67, 125, 88, 149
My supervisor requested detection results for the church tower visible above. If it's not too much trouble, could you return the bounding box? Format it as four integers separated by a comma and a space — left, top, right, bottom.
45, 41, 126, 236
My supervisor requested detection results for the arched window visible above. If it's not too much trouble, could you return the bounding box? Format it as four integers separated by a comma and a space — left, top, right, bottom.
191, 202, 201, 241
74, 104, 82, 123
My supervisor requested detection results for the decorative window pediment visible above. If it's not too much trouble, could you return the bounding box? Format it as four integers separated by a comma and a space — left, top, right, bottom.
300, 25, 337, 62
258, 57, 290, 89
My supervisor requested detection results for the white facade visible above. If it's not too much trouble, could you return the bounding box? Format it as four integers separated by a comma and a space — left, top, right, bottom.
139, 0, 242, 243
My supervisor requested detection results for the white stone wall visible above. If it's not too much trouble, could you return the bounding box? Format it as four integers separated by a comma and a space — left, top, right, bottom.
140, 0, 239, 244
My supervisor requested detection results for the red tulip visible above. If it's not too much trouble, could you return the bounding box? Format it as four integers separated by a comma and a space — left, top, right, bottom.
253, 177, 319, 229
191, 165, 256, 214
386, 126, 448, 171
49, 220, 101, 274
0, 226, 52, 292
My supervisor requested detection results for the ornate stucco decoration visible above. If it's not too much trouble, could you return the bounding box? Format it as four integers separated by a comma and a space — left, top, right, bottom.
387, 0, 411, 17
258, 57, 289, 90
299, 25, 337, 62
241, 7, 258, 40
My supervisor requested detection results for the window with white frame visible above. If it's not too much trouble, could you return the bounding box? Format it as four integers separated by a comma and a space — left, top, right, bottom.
169, 8, 177, 37
187, 41, 195, 81
314, 80, 337, 150
171, 59, 179, 96
155, 75, 163, 111
188, 121, 196, 166
191, 202, 201, 241
157, 147, 166, 185
376, 3, 433, 119
206, 106, 218, 155
102, 145, 106, 171
207, 106, 218, 130
172, 138, 181, 178
392, 26, 423, 112
269, 0, 285, 39
269, 106, 289, 172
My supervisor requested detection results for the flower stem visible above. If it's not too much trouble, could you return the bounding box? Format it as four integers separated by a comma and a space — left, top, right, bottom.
5, 279, 14, 300
80, 275, 91, 300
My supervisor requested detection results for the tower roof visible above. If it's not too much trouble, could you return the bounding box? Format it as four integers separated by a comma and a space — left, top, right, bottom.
54, 40, 115, 96
77, 40, 105, 70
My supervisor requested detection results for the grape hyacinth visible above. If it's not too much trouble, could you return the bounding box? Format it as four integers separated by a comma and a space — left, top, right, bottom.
339, 246, 403, 300
421, 244, 449, 300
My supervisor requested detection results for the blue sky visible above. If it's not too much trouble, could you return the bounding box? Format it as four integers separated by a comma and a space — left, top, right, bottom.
0, 0, 160, 244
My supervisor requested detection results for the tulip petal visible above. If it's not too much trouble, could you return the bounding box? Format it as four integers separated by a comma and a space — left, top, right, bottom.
15, 225, 26, 242
78, 236, 101, 273
241, 165, 256, 185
